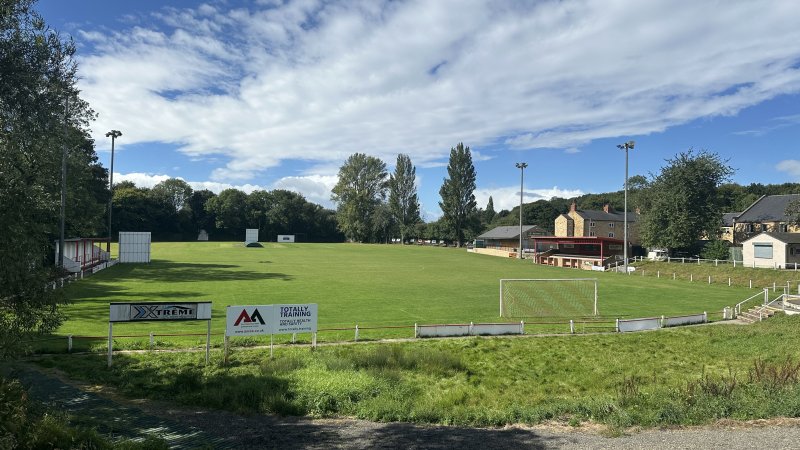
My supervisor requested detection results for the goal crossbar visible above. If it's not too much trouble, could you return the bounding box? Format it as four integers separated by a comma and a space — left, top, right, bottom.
499, 278, 598, 318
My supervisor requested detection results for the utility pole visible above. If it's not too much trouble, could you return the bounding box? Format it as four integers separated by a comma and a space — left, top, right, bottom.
616, 141, 635, 274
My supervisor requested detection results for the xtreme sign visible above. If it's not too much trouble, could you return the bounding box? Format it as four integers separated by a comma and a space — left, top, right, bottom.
109, 302, 212, 322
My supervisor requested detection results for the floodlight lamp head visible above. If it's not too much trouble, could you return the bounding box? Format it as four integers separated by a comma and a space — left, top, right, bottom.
105, 130, 122, 138
515, 162, 528, 169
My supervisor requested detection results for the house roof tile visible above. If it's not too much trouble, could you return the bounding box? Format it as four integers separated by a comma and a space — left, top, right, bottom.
736, 194, 800, 223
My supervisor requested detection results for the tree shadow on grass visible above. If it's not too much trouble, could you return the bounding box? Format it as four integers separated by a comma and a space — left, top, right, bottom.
101, 261, 294, 283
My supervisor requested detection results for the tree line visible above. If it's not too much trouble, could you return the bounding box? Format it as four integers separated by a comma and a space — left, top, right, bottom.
111, 179, 343, 242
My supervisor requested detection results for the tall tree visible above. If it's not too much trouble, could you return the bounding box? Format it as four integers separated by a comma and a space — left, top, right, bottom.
331, 153, 388, 242
484, 196, 496, 223
439, 143, 477, 247
0, 0, 97, 357
638, 150, 734, 251
388, 154, 421, 243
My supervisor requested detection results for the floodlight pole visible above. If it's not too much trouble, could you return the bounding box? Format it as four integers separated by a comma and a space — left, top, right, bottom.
616, 141, 635, 274
515, 162, 528, 259
106, 130, 122, 253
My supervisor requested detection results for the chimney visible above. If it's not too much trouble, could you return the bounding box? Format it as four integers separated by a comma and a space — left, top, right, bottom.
603, 203, 610, 213
570, 201, 577, 213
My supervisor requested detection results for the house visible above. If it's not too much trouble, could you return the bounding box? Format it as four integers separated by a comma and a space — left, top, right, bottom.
741, 232, 800, 269
720, 212, 739, 243
731, 194, 800, 244
472, 225, 549, 258
554, 202, 640, 244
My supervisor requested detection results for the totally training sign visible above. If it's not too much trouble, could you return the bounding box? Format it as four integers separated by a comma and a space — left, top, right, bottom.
225, 303, 317, 336
109, 302, 212, 322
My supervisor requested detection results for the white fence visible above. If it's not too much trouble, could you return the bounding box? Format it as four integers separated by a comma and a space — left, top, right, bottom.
662, 312, 707, 327
616, 317, 661, 332
415, 322, 524, 338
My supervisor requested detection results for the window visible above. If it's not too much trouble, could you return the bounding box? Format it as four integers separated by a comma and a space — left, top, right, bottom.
754, 243, 773, 259
745, 223, 753, 233
589, 231, 596, 237
779, 223, 788, 233
609, 223, 615, 228
589, 221, 595, 228
608, 232, 615, 238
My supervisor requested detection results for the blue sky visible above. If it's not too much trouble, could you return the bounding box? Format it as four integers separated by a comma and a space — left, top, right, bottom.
37, 0, 800, 219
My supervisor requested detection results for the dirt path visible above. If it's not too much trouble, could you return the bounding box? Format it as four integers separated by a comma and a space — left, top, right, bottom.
7, 363, 800, 449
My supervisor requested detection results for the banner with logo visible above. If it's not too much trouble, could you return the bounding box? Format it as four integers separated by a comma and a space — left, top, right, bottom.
109, 302, 212, 322
226, 305, 273, 336
224, 303, 318, 336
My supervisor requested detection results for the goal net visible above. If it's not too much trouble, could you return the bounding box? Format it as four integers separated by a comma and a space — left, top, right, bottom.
499, 278, 598, 318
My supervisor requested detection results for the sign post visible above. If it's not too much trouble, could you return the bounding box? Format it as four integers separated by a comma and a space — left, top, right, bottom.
108, 302, 212, 367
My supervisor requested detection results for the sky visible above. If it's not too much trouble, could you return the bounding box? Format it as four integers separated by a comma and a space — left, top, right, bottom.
36, 0, 800, 220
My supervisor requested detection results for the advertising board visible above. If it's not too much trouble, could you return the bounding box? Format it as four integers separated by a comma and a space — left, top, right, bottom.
226, 305, 273, 336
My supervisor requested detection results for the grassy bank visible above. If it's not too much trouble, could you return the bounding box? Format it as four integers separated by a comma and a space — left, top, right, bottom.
632, 260, 800, 292
37, 315, 800, 430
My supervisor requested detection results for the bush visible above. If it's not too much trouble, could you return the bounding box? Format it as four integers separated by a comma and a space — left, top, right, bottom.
701, 239, 730, 260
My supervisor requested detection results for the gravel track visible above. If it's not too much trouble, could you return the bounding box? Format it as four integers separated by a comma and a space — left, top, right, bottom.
6, 363, 800, 449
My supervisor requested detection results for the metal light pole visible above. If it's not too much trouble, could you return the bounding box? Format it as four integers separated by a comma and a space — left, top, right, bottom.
515, 162, 528, 259
616, 141, 635, 274
106, 130, 122, 253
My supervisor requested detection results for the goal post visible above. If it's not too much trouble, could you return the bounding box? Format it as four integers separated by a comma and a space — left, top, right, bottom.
499, 278, 598, 318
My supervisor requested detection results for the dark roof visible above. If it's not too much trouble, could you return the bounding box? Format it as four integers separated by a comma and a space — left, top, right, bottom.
736, 194, 800, 223
722, 213, 739, 227
575, 209, 639, 222
532, 235, 624, 244
743, 232, 800, 244
477, 225, 544, 240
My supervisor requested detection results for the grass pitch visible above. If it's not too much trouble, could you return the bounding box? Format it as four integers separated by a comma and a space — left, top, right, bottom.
54, 242, 755, 349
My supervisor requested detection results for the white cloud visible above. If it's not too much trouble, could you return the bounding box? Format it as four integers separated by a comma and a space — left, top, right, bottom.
79, 0, 800, 186
475, 186, 585, 212
776, 160, 800, 178
271, 174, 338, 208
114, 172, 268, 194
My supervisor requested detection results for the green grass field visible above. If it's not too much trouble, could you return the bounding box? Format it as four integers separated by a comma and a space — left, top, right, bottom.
53, 242, 759, 350
35, 242, 800, 429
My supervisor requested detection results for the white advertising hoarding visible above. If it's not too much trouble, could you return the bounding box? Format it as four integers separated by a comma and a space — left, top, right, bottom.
226, 305, 273, 336
225, 303, 318, 336
277, 235, 295, 242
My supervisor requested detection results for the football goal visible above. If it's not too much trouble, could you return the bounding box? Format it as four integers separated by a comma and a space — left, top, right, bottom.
499, 278, 598, 318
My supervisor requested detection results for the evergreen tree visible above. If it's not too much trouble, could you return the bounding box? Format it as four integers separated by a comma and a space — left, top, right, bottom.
438, 143, 477, 247
388, 154, 421, 243
484, 196, 496, 223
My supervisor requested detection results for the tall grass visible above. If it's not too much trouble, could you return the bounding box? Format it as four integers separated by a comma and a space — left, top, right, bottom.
37, 315, 800, 429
